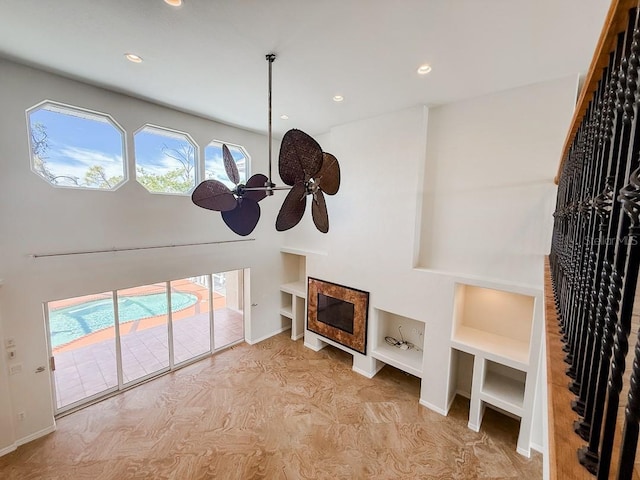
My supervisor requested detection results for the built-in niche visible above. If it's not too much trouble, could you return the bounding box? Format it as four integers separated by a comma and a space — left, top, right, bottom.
449, 282, 537, 456
370, 308, 425, 378
279, 249, 307, 340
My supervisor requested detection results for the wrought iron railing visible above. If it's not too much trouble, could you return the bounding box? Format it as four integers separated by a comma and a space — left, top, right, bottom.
550, 1, 640, 477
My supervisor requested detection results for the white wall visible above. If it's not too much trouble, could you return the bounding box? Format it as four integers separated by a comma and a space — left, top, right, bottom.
418, 75, 577, 286
0, 59, 285, 450
282, 76, 577, 454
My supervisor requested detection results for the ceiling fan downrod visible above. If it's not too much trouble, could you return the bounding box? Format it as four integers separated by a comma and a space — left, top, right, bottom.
265, 53, 276, 195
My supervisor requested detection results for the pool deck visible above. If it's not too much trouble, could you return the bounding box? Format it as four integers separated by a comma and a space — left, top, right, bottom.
52, 279, 225, 353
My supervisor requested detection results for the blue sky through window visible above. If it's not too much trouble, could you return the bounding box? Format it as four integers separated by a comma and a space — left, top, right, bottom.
134, 128, 195, 176
133, 126, 196, 194
28, 106, 125, 188
205, 142, 247, 189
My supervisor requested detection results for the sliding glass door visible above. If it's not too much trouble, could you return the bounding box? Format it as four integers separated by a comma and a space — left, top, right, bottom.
117, 283, 170, 385
47, 270, 245, 415
46, 292, 118, 410
213, 271, 244, 349
171, 277, 212, 365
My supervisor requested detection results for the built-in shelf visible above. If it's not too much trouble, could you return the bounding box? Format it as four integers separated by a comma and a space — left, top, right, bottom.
370, 308, 425, 378
450, 282, 537, 456
279, 304, 293, 319
371, 343, 422, 378
280, 281, 306, 298
480, 368, 525, 417
280, 250, 307, 341
451, 326, 529, 371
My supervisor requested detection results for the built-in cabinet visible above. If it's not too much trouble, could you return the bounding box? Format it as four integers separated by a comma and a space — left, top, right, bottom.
450, 282, 538, 457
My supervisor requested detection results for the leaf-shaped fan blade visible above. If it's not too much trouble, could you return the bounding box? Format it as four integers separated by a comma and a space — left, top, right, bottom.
222, 144, 240, 185
222, 199, 261, 236
192, 180, 237, 212
311, 190, 329, 233
279, 129, 323, 186
317, 153, 340, 195
242, 174, 268, 203
276, 183, 307, 231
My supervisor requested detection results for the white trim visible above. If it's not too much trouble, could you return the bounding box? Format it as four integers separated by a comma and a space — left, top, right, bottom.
419, 398, 449, 416
467, 422, 481, 432
530, 441, 543, 454
352, 362, 385, 379
0, 443, 17, 457
16, 424, 56, 447
246, 327, 290, 345
517, 446, 531, 458
304, 340, 327, 352
292, 333, 304, 341
280, 246, 328, 256
455, 389, 471, 399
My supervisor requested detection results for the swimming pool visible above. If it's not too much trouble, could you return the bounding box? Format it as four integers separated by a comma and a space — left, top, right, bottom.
49, 292, 198, 348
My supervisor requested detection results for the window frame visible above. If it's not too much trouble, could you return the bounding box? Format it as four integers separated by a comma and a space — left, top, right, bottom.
25, 100, 128, 191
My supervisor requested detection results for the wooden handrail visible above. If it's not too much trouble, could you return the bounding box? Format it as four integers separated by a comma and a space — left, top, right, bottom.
555, 0, 638, 184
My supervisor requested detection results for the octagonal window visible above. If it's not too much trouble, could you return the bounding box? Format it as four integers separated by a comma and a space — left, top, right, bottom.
27, 102, 126, 190
205, 141, 250, 189
134, 125, 197, 195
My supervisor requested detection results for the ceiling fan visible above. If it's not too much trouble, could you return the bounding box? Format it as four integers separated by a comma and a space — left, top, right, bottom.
191, 54, 341, 236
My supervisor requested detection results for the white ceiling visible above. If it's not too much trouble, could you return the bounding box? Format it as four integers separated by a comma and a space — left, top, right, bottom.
0, 0, 610, 137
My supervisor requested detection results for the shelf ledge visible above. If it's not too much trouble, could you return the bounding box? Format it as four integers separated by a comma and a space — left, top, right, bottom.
371, 343, 423, 378
480, 372, 525, 417
279, 305, 293, 319
280, 246, 327, 256
280, 281, 306, 297
451, 326, 529, 371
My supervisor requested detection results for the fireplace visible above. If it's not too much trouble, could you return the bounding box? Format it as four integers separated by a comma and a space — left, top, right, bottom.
307, 277, 369, 354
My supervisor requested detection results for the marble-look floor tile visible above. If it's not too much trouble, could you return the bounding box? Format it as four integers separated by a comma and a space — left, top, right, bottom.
0, 333, 541, 479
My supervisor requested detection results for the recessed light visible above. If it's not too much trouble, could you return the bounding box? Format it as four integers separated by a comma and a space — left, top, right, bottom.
333, 95, 344, 102
125, 53, 143, 63
417, 64, 432, 75
164, 0, 183, 6
280, 114, 289, 120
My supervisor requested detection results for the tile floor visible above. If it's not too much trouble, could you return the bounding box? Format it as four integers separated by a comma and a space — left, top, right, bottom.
53, 308, 243, 409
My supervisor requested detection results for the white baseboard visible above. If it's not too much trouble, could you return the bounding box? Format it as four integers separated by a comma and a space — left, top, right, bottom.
303, 341, 326, 352
517, 446, 531, 458
419, 398, 449, 416
292, 333, 304, 341
352, 362, 385, 379
246, 327, 290, 345
15, 424, 56, 448
0, 443, 16, 457
455, 389, 471, 399
530, 441, 543, 454
467, 422, 481, 432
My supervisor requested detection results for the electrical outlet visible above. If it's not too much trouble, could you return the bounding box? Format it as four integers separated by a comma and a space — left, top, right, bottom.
17, 411, 25, 421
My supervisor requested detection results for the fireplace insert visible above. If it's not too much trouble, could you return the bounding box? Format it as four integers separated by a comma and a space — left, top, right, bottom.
307, 277, 369, 354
